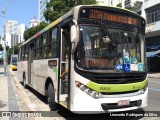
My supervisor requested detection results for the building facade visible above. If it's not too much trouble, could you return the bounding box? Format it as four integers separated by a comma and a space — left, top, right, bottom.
0, 20, 28, 48
29, 17, 40, 28
38, 0, 50, 21
96, 0, 107, 5
109, 0, 160, 71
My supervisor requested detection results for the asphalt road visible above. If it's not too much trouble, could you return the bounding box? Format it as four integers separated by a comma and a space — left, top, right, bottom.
144, 77, 160, 111
9, 69, 160, 120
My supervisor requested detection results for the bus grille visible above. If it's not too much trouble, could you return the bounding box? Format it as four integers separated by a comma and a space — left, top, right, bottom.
101, 90, 139, 95
92, 74, 146, 84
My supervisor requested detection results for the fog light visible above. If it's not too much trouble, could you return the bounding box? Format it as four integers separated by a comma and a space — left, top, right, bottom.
90, 91, 96, 97
80, 85, 87, 91
139, 89, 144, 94
87, 89, 92, 95
95, 92, 100, 98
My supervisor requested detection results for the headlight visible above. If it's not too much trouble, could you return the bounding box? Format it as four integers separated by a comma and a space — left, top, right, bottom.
75, 81, 100, 99
139, 82, 148, 94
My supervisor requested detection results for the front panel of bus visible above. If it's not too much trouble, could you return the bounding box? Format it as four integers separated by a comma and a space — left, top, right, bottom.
70, 6, 148, 112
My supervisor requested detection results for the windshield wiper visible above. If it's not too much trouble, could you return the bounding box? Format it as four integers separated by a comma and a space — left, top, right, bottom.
98, 22, 116, 46
133, 27, 137, 42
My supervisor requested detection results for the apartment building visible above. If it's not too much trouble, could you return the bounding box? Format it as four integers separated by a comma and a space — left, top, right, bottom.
38, 0, 50, 21
0, 20, 27, 48
29, 17, 40, 28
110, 0, 160, 71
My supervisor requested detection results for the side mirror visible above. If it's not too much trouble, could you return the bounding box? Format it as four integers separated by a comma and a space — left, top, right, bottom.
71, 25, 79, 53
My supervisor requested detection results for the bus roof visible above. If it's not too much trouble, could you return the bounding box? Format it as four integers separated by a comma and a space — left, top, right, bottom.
20, 5, 144, 47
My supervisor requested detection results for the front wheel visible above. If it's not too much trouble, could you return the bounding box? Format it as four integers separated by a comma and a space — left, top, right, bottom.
47, 83, 57, 111
23, 74, 27, 89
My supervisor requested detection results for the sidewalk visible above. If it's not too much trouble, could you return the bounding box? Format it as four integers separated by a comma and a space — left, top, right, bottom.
0, 67, 8, 111
148, 72, 160, 79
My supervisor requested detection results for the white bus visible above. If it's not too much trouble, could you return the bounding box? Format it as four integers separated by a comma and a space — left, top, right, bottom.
18, 5, 148, 113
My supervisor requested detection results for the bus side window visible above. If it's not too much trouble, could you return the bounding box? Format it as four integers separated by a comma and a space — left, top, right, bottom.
34, 39, 37, 59
26, 45, 29, 60
39, 36, 43, 58
22, 46, 25, 61
47, 31, 52, 57
48, 45, 52, 57
43, 33, 47, 58
18, 48, 21, 61
51, 28, 58, 58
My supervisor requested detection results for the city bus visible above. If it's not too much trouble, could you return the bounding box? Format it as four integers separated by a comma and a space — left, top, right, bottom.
10, 54, 18, 71
18, 5, 148, 113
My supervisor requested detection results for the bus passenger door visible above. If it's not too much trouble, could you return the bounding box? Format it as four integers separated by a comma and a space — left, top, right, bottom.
59, 28, 70, 108
28, 43, 34, 85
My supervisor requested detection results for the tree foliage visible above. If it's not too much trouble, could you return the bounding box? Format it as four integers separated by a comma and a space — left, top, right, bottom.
0, 44, 3, 51
24, 22, 49, 41
7, 43, 21, 60
44, 0, 96, 23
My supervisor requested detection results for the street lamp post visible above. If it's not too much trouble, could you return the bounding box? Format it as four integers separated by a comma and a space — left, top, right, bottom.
2, 8, 7, 76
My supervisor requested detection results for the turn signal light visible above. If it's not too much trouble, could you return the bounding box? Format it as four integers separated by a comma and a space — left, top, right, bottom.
75, 81, 100, 99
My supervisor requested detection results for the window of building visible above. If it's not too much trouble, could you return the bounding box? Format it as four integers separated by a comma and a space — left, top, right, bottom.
144, 0, 149, 2
146, 4, 160, 24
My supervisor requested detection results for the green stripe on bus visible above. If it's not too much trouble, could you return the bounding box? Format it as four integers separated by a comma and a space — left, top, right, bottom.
53, 67, 58, 80
86, 80, 147, 93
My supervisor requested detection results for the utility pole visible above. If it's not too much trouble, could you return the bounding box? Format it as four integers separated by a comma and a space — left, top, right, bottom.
1, 0, 13, 76
2, 8, 7, 76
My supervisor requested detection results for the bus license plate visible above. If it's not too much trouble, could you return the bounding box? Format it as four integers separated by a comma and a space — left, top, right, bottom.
118, 100, 130, 106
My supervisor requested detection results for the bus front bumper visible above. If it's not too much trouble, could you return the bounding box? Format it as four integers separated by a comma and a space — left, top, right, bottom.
71, 88, 148, 113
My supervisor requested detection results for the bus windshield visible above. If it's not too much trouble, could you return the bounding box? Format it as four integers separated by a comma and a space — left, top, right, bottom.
76, 25, 147, 72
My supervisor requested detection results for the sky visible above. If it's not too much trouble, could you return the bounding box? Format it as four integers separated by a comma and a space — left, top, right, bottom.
0, 0, 38, 35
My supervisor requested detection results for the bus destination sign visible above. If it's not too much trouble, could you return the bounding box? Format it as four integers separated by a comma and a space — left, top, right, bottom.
79, 8, 141, 26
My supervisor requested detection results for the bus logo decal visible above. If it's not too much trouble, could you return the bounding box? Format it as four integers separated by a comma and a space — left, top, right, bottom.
138, 63, 143, 71
123, 64, 130, 72
53, 67, 58, 80
115, 64, 123, 71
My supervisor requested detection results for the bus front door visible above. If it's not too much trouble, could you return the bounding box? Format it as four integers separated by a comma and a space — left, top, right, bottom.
59, 28, 70, 108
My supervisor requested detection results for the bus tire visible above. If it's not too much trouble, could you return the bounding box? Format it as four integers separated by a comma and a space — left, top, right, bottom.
47, 83, 57, 111
23, 74, 27, 89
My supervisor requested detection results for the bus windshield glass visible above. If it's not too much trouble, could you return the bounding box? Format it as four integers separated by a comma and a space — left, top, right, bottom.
76, 25, 147, 72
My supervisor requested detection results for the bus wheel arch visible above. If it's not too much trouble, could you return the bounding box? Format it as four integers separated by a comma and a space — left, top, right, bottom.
45, 77, 57, 111
45, 77, 53, 96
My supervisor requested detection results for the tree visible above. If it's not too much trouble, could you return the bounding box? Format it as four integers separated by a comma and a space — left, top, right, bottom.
44, 0, 96, 23
24, 22, 49, 41
0, 44, 3, 51
7, 43, 21, 60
